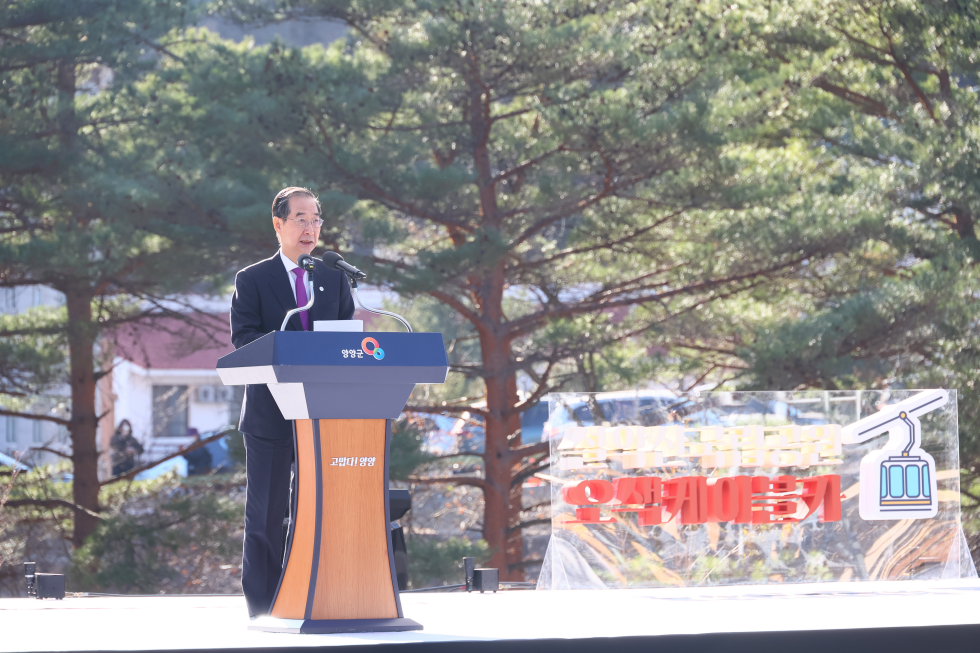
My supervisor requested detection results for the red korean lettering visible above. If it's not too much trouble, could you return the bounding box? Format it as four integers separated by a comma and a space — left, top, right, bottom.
610, 476, 661, 506
562, 479, 615, 524
663, 476, 706, 524
734, 475, 753, 523
610, 477, 662, 526
570, 507, 603, 523
562, 479, 614, 506
750, 475, 800, 524
706, 477, 740, 523
801, 474, 842, 522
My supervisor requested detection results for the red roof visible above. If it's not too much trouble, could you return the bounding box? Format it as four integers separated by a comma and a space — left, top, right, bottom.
113, 314, 233, 370
113, 310, 388, 370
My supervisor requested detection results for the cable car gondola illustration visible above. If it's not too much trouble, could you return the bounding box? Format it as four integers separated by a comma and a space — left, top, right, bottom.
841, 389, 946, 520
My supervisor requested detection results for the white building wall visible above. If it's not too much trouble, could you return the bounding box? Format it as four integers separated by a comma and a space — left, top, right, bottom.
0, 285, 237, 471
111, 360, 155, 446
1, 414, 68, 464
0, 285, 63, 315
109, 359, 236, 461
0, 285, 72, 467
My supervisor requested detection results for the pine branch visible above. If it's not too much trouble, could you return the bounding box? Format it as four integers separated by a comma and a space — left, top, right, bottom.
812, 78, 893, 119
507, 519, 551, 535
510, 212, 686, 272
3, 498, 103, 519
507, 253, 809, 338
509, 455, 550, 487
406, 403, 488, 417
0, 408, 69, 427
407, 476, 490, 493
490, 145, 567, 186
507, 362, 556, 416
511, 441, 550, 460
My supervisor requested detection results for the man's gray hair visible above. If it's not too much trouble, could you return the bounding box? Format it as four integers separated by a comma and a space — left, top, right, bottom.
272, 187, 320, 220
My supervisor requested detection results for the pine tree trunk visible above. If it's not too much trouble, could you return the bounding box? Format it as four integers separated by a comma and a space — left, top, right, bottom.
480, 333, 525, 580
467, 72, 527, 580
476, 258, 526, 580
65, 289, 100, 547
54, 57, 99, 548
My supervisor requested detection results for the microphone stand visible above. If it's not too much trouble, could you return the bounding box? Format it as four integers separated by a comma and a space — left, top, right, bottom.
280, 276, 316, 331
348, 275, 413, 333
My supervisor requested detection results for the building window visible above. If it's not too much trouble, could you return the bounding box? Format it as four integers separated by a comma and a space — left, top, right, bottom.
32, 420, 42, 443
152, 385, 189, 438
4, 417, 15, 443
2, 287, 16, 312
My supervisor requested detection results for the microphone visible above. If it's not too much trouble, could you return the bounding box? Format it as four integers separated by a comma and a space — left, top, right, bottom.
321, 251, 367, 280
297, 253, 316, 272
322, 250, 413, 332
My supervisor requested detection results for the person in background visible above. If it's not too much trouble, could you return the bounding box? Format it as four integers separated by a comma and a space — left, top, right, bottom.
183, 428, 213, 476
110, 419, 143, 476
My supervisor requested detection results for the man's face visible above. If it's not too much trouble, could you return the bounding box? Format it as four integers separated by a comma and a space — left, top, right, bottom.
273, 195, 321, 262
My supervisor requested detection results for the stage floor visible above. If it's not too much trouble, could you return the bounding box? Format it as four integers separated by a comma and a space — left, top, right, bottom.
4, 580, 980, 652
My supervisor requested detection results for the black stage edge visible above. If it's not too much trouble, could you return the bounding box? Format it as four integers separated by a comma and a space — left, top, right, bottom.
249, 617, 423, 634
40, 623, 980, 653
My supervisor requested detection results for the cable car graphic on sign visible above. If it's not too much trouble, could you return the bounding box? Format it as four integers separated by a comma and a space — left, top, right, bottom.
841, 389, 947, 520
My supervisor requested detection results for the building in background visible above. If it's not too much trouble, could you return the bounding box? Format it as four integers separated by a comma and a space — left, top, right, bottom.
104, 315, 239, 477
0, 282, 241, 475
0, 286, 71, 465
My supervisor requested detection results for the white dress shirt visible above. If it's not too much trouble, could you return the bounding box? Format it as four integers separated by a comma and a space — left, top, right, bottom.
279, 249, 309, 305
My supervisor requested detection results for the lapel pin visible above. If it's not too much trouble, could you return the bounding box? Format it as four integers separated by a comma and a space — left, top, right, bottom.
319, 286, 324, 292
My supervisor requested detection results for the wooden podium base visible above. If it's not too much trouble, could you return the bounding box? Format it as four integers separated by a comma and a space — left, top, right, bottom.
249, 616, 422, 634
259, 418, 417, 633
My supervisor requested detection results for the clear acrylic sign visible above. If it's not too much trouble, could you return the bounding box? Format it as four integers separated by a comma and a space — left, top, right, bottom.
538, 390, 976, 589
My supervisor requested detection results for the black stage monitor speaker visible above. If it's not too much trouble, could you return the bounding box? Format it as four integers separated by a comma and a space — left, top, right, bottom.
389, 489, 411, 521
473, 568, 498, 593
35, 573, 65, 600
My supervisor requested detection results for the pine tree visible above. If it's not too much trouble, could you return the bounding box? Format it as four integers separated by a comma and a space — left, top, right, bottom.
211, 0, 887, 577
728, 1, 980, 464
0, 1, 274, 545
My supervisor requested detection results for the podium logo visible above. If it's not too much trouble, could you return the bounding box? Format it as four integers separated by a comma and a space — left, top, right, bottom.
361, 337, 385, 360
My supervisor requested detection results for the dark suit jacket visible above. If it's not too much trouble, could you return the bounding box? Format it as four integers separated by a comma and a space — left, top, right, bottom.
230, 252, 355, 440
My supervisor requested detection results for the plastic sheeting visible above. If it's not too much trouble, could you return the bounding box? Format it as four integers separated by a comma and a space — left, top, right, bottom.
538, 389, 976, 589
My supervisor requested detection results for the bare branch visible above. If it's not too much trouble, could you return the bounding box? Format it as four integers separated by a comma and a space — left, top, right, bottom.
31, 446, 71, 460
100, 428, 236, 486
511, 441, 550, 460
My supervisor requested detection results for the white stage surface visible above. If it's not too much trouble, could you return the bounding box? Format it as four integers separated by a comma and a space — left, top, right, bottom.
5, 580, 980, 653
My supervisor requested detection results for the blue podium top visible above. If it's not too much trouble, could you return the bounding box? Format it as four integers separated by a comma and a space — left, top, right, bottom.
217, 331, 449, 386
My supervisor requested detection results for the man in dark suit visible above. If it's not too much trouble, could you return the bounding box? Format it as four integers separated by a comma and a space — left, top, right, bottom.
230, 187, 354, 618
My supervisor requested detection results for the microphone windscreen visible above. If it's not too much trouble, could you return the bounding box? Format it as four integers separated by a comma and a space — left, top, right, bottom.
320, 251, 345, 270
297, 254, 316, 271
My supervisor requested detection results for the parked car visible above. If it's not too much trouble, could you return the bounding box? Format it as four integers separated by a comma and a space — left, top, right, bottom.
439, 400, 550, 456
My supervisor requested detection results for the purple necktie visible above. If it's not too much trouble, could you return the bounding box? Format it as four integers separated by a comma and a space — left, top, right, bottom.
291, 267, 310, 331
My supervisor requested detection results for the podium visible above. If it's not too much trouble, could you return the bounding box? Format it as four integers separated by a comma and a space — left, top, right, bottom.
216, 331, 449, 634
